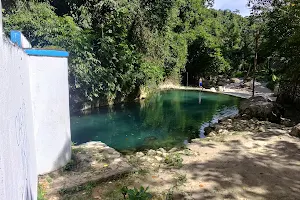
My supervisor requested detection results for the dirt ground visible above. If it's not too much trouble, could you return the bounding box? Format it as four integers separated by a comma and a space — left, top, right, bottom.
60, 127, 300, 200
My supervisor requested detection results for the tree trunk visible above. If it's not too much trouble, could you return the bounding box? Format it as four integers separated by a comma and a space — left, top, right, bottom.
253, 30, 259, 97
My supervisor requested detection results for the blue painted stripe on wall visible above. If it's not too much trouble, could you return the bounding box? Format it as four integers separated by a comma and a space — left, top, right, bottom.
10, 30, 22, 47
24, 49, 69, 57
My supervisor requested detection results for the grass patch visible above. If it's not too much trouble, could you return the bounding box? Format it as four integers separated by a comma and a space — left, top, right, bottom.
174, 173, 187, 186
164, 153, 183, 168
45, 176, 53, 184
72, 147, 85, 154
128, 156, 141, 167
136, 168, 149, 176
63, 159, 76, 171
38, 184, 46, 200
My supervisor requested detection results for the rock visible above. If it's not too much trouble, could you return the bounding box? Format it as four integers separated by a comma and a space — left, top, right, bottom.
144, 136, 157, 144
239, 96, 284, 123
214, 124, 222, 132
210, 87, 217, 92
136, 152, 145, 158
207, 132, 216, 137
244, 81, 253, 88
204, 126, 214, 136
162, 152, 169, 158
169, 147, 178, 153
218, 129, 229, 135
230, 78, 241, 83
290, 124, 300, 137
147, 149, 156, 156
156, 151, 163, 156
281, 118, 295, 127
140, 156, 147, 162
154, 156, 163, 162
217, 86, 225, 92
146, 157, 156, 163
125, 155, 131, 160
259, 127, 266, 132
158, 148, 166, 153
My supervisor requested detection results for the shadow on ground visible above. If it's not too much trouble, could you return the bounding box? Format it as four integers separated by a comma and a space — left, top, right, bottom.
180, 131, 300, 200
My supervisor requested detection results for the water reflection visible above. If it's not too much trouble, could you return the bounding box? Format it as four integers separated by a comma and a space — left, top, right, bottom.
71, 90, 240, 151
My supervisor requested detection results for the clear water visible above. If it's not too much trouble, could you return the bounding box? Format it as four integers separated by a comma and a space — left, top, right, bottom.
71, 90, 240, 152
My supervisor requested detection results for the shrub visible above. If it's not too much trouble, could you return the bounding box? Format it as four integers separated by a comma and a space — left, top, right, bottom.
121, 186, 152, 200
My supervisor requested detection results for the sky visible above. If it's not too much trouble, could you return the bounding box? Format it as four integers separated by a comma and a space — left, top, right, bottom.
213, 0, 251, 17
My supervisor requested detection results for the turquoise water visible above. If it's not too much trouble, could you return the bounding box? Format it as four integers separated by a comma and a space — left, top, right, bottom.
71, 90, 240, 151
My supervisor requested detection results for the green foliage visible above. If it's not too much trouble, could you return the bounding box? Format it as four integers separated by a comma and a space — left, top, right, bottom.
37, 184, 46, 200
248, 0, 300, 84
121, 186, 152, 200
3, 0, 257, 108
164, 153, 183, 168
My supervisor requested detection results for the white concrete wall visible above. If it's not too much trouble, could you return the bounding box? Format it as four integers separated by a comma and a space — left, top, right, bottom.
0, 38, 37, 200
29, 56, 71, 174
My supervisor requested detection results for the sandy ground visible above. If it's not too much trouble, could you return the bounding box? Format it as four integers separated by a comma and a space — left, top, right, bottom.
180, 130, 300, 200
63, 128, 300, 200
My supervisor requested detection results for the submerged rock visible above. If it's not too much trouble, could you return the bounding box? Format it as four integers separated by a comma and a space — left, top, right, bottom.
144, 136, 157, 144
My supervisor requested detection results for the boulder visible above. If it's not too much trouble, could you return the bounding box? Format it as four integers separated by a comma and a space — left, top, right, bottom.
230, 78, 241, 84
217, 86, 225, 92
154, 156, 163, 162
204, 126, 214, 135
136, 152, 145, 158
158, 148, 166, 153
147, 149, 156, 156
281, 118, 295, 127
258, 127, 266, 133
210, 87, 217, 92
239, 96, 284, 123
207, 132, 216, 137
169, 147, 178, 153
290, 124, 300, 138
156, 151, 163, 156
244, 81, 253, 88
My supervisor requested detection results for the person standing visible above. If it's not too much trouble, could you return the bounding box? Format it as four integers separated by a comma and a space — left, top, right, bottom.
199, 78, 203, 89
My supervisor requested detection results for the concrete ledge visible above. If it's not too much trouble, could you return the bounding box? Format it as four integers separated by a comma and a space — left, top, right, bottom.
39, 142, 133, 196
